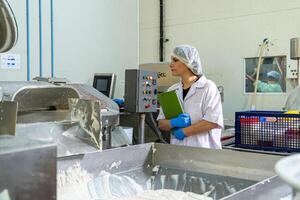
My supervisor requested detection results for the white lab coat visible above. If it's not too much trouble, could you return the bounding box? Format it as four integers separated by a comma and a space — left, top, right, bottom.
157, 75, 224, 149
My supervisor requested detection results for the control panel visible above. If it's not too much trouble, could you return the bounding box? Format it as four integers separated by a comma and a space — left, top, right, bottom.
124, 69, 158, 113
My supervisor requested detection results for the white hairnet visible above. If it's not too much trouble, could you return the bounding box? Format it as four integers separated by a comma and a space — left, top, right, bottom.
267, 70, 281, 81
172, 45, 203, 75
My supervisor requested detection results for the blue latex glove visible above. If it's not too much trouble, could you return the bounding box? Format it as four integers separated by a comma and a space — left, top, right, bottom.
113, 98, 124, 106
170, 113, 191, 128
172, 128, 186, 141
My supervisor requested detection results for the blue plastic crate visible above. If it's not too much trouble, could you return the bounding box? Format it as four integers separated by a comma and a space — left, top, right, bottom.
235, 111, 300, 152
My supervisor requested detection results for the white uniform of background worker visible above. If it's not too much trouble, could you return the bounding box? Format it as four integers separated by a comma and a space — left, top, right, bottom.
157, 45, 223, 149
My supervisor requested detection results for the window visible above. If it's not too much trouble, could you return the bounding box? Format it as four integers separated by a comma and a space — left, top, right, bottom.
245, 56, 286, 93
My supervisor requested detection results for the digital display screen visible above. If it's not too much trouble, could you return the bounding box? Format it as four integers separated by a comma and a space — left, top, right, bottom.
96, 79, 108, 92
93, 75, 114, 98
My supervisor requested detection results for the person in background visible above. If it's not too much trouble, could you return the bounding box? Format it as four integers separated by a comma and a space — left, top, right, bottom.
246, 70, 282, 92
157, 45, 223, 149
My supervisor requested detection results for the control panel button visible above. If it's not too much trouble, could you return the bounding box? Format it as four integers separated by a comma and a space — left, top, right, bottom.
152, 99, 156, 105
152, 79, 157, 85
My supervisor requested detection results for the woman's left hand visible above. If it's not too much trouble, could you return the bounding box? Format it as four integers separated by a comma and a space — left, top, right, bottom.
170, 113, 191, 128
172, 128, 186, 140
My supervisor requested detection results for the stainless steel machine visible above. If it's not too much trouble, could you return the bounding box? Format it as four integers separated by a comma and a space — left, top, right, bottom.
56, 143, 289, 200
0, 79, 120, 155
0, 79, 126, 200
0, 139, 294, 200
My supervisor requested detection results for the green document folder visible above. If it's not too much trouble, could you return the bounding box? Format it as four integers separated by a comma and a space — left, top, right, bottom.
158, 91, 184, 119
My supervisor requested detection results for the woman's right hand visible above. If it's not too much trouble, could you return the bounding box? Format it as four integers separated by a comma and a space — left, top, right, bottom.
158, 119, 172, 131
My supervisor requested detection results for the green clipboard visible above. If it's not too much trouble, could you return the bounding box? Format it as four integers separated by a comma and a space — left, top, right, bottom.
158, 91, 184, 119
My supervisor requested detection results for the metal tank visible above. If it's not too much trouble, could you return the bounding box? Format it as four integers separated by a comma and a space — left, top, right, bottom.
291, 38, 300, 60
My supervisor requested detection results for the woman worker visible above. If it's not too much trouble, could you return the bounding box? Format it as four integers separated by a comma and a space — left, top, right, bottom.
157, 45, 223, 149
246, 70, 282, 93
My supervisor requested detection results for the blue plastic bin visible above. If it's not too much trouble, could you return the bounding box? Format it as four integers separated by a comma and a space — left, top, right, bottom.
235, 111, 300, 152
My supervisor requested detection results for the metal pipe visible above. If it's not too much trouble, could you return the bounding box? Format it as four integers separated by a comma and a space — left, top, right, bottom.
138, 113, 146, 144
297, 59, 300, 86
159, 0, 164, 62
26, 0, 30, 81
50, 0, 54, 78
39, 0, 43, 77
